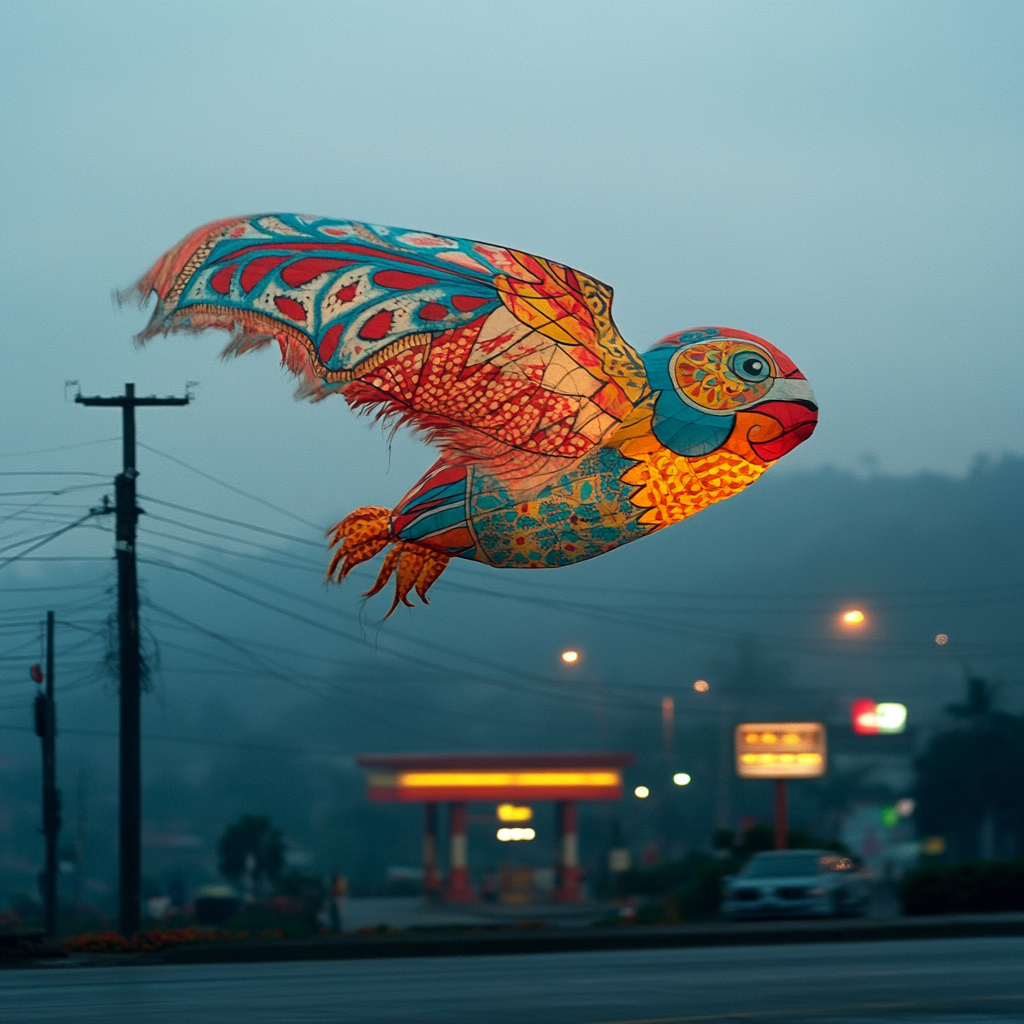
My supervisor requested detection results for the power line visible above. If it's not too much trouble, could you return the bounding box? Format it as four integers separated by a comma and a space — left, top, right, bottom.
0, 578, 111, 593
0, 511, 107, 573
0, 722, 350, 757
0, 483, 108, 497
137, 524, 325, 573
137, 494, 323, 548
8, 556, 112, 563
485, 562, 1024, 606
143, 511, 326, 560
138, 442, 324, 532
0, 472, 110, 478
137, 556, 646, 713
143, 601, 532, 730
137, 548, 649, 709
0, 437, 119, 459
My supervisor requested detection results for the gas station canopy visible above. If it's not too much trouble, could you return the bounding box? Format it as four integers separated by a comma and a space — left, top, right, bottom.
357, 752, 635, 802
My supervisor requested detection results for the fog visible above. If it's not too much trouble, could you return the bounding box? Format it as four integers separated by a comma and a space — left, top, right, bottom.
1, 0, 1021, 913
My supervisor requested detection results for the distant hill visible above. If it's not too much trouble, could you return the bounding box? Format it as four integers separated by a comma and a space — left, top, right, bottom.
1, 455, 1021, 909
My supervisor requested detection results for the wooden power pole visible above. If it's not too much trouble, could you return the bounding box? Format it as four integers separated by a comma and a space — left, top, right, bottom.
76, 384, 190, 936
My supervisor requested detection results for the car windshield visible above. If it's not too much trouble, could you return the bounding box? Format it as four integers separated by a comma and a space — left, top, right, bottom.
739, 853, 852, 878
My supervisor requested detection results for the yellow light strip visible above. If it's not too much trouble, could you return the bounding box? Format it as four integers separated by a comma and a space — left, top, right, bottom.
739, 753, 822, 766
397, 771, 620, 788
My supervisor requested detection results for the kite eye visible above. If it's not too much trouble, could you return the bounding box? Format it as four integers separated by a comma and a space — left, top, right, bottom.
731, 351, 771, 383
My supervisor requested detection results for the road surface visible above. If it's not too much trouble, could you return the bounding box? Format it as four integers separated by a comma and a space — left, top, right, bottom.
3, 935, 1022, 1023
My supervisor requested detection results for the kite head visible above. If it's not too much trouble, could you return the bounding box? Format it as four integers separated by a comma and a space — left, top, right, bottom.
641, 328, 817, 465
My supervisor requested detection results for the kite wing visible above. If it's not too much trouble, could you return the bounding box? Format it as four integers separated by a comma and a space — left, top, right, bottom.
134, 214, 649, 480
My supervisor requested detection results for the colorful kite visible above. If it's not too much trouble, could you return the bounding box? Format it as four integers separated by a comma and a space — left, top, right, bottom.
133, 215, 817, 613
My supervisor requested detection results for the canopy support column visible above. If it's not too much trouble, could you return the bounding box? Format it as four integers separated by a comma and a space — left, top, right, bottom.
774, 780, 788, 850
444, 801, 475, 902
553, 800, 583, 902
423, 802, 441, 896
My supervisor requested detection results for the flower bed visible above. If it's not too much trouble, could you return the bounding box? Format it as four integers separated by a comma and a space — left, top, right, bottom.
62, 925, 285, 953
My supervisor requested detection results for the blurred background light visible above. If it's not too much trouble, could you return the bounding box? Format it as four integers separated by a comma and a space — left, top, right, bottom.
496, 827, 536, 842
852, 699, 907, 734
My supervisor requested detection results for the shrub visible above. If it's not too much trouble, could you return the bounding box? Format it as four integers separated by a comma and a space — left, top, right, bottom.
898, 860, 1024, 915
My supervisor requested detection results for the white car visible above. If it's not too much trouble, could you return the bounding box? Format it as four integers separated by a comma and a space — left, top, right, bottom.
722, 849, 870, 920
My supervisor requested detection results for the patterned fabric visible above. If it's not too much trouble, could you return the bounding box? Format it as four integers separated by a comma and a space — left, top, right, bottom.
135, 215, 819, 611
136, 213, 645, 481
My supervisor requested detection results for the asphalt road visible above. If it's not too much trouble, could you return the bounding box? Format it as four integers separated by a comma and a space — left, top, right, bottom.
3, 936, 1023, 1024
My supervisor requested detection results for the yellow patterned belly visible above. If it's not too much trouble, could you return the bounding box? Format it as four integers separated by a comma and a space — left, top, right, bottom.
620, 446, 766, 527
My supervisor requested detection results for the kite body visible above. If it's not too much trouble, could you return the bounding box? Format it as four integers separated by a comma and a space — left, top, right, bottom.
135, 214, 817, 612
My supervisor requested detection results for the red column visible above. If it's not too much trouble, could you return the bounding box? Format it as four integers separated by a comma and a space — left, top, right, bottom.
444, 801, 475, 902
774, 780, 788, 850
423, 803, 441, 896
553, 800, 583, 902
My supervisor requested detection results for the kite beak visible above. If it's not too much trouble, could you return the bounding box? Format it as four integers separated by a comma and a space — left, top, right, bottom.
745, 400, 818, 461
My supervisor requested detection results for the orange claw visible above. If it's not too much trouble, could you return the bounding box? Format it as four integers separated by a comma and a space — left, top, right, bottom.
326, 506, 392, 581
364, 542, 451, 618
326, 507, 450, 617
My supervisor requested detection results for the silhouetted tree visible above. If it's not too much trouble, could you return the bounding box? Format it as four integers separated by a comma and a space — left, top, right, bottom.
946, 673, 998, 719
218, 814, 285, 894
915, 674, 1024, 861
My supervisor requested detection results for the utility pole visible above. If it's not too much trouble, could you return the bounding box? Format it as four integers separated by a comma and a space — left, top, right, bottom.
32, 611, 59, 935
76, 383, 190, 936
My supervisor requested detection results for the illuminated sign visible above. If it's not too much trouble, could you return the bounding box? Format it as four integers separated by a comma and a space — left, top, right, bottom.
852, 700, 907, 735
497, 804, 533, 822
735, 723, 827, 779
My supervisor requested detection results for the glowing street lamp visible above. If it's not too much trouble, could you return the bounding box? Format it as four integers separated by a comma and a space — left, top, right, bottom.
673, 773, 691, 786
693, 679, 709, 693
561, 650, 579, 664
840, 609, 866, 628
634, 786, 649, 799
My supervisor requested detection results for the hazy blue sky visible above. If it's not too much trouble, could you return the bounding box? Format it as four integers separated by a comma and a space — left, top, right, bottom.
1, 0, 1021, 530
0, 5, 1021, 872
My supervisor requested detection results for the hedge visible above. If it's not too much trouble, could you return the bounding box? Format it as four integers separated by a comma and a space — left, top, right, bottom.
898, 860, 1024, 915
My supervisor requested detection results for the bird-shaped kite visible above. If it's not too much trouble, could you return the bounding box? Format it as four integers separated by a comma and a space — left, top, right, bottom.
133, 214, 817, 614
